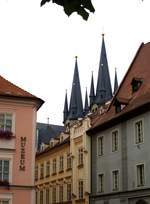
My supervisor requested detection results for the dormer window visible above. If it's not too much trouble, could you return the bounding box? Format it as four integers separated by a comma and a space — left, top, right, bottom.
50, 141, 54, 148
113, 98, 129, 113
131, 78, 142, 93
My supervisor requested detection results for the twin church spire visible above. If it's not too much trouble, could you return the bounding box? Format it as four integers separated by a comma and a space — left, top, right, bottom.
63, 35, 118, 124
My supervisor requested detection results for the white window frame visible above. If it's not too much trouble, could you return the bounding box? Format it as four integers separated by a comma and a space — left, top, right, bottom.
0, 113, 15, 133
134, 119, 144, 144
67, 183, 72, 201
52, 158, 57, 174
0, 153, 13, 184
35, 164, 38, 181
112, 169, 119, 191
78, 180, 84, 199
111, 129, 119, 152
52, 186, 56, 204
97, 136, 104, 156
136, 163, 145, 187
0, 193, 12, 204
45, 188, 50, 204
40, 163, 44, 179
97, 173, 104, 193
67, 153, 72, 170
59, 155, 64, 172
59, 185, 63, 203
78, 147, 84, 166
45, 161, 50, 177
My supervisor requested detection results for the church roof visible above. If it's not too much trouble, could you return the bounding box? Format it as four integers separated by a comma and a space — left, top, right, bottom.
63, 91, 69, 123
95, 34, 112, 105
68, 57, 83, 120
113, 68, 118, 94
89, 71, 95, 107
83, 88, 89, 115
88, 42, 150, 134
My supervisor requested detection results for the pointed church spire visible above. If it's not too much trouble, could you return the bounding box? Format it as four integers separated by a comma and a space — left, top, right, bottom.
95, 34, 112, 105
63, 90, 69, 124
114, 68, 118, 94
89, 71, 95, 107
84, 88, 89, 115
68, 56, 83, 120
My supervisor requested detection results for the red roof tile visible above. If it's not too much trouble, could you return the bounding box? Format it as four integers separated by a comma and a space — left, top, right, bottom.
0, 75, 44, 109
88, 42, 150, 133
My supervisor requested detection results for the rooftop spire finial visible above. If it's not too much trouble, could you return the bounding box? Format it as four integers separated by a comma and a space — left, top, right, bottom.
95, 33, 112, 105
114, 67, 119, 94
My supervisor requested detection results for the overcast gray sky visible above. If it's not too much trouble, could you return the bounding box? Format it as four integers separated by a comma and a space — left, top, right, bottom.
0, 0, 149, 125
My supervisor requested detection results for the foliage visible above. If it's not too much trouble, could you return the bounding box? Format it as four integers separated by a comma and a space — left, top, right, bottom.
40, 0, 95, 20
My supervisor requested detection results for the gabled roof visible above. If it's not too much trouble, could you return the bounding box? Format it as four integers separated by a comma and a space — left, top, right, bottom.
88, 42, 150, 134
0, 75, 44, 109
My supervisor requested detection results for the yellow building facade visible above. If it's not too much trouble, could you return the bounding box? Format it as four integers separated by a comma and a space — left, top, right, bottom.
35, 114, 91, 204
35, 131, 72, 204
69, 116, 91, 204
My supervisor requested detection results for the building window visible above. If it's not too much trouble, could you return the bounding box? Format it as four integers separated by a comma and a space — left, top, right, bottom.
0, 201, 9, 204
135, 120, 143, 144
35, 191, 38, 204
112, 130, 119, 152
67, 183, 72, 201
35, 165, 38, 181
98, 174, 104, 192
59, 185, 63, 203
67, 153, 72, 170
137, 164, 145, 187
97, 136, 104, 156
112, 170, 119, 191
40, 190, 43, 204
0, 113, 12, 131
46, 188, 49, 204
46, 161, 50, 177
78, 180, 84, 199
78, 148, 83, 166
52, 159, 57, 174
59, 156, 64, 172
0, 160, 9, 182
40, 163, 44, 179
52, 187, 56, 204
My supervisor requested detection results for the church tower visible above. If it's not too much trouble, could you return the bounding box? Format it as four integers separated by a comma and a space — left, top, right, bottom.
68, 56, 83, 121
95, 34, 112, 106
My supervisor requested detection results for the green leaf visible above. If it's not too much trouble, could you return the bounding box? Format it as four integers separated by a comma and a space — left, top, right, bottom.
41, 0, 51, 7
81, 0, 95, 13
77, 6, 89, 20
40, 0, 95, 20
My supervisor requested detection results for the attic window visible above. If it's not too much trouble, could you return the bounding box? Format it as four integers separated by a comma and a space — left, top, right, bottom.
113, 98, 129, 113
131, 78, 142, 93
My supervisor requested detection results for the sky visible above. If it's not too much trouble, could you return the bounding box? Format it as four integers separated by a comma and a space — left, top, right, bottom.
0, 0, 149, 125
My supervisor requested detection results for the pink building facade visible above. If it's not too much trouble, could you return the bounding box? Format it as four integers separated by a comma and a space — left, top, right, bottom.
0, 75, 43, 204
